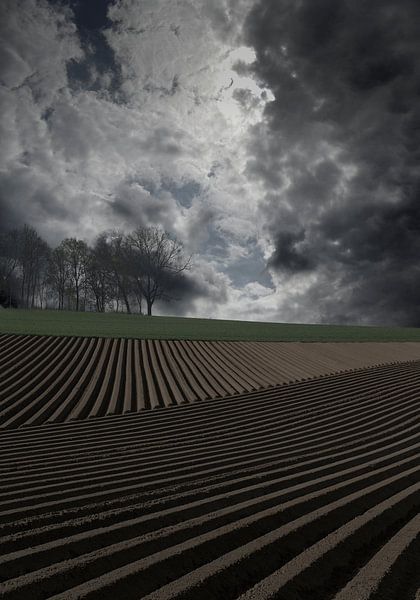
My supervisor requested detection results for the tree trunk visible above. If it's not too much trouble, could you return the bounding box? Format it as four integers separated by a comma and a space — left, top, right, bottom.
120, 285, 131, 313
123, 293, 131, 314
147, 299, 152, 316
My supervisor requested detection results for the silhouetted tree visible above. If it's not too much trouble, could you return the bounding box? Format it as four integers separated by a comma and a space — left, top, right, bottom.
1, 225, 192, 315
60, 238, 89, 311
0, 228, 20, 307
86, 238, 113, 312
95, 231, 133, 313
48, 246, 70, 310
127, 226, 191, 316
18, 225, 50, 308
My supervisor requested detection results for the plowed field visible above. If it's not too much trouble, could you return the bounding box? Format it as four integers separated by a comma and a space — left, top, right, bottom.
0, 359, 419, 598
2, 333, 420, 427
1, 333, 420, 598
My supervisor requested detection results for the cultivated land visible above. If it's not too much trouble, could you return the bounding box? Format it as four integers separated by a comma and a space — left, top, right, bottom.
2, 308, 420, 341
0, 314, 419, 598
2, 333, 420, 427
0, 361, 419, 599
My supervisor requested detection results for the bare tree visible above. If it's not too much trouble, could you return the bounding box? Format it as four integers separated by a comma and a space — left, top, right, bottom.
1, 225, 192, 315
0, 228, 20, 307
48, 246, 70, 310
18, 225, 50, 308
86, 238, 113, 312
127, 226, 191, 316
95, 231, 133, 314
0, 226, 50, 308
60, 238, 89, 311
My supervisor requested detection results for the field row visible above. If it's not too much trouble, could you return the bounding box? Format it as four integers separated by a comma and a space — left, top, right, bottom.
2, 333, 420, 428
0, 360, 419, 598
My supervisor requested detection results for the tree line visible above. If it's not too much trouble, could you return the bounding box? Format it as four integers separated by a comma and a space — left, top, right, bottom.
0, 225, 191, 315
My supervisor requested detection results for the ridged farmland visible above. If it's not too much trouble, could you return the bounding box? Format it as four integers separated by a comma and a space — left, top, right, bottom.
0, 358, 419, 598
2, 333, 420, 427
0, 331, 419, 598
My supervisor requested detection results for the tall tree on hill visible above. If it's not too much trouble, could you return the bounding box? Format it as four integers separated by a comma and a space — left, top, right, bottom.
18, 225, 50, 308
127, 226, 191, 316
0, 228, 20, 307
95, 231, 133, 314
48, 246, 70, 310
86, 237, 113, 313
60, 238, 89, 311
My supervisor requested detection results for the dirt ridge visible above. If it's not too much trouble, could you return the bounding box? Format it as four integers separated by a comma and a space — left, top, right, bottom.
2, 335, 420, 428
0, 360, 419, 598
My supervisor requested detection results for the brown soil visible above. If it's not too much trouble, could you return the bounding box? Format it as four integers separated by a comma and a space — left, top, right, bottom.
2, 334, 420, 428
0, 359, 419, 598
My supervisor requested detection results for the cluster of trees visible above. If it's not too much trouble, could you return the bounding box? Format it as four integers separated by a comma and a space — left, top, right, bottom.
0, 225, 191, 315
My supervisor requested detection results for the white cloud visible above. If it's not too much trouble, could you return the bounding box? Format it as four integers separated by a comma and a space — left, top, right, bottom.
0, 0, 82, 100
0, 0, 287, 320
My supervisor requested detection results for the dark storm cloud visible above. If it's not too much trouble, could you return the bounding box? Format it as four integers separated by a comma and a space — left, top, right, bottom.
56, 0, 124, 96
109, 176, 203, 227
0, 166, 72, 235
242, 0, 420, 325
225, 238, 274, 288
141, 127, 183, 156
156, 272, 211, 314
156, 263, 229, 316
161, 179, 201, 209
108, 177, 178, 231
267, 230, 313, 273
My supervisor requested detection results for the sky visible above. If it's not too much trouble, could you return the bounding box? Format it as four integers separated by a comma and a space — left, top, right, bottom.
1, 0, 420, 325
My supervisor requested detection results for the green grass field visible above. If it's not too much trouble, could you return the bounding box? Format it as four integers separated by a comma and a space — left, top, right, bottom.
1, 308, 420, 341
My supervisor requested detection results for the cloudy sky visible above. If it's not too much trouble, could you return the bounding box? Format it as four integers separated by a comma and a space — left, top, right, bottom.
1, 0, 420, 325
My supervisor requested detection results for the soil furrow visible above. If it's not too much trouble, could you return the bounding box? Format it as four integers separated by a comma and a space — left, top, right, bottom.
2, 399, 418, 502
2, 357, 418, 453
0, 354, 416, 434
1, 425, 418, 526
333, 513, 420, 600
24, 468, 419, 600
2, 398, 418, 499
2, 371, 419, 467
1, 339, 419, 598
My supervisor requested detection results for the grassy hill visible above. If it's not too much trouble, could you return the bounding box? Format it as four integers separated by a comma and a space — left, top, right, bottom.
1, 308, 420, 341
